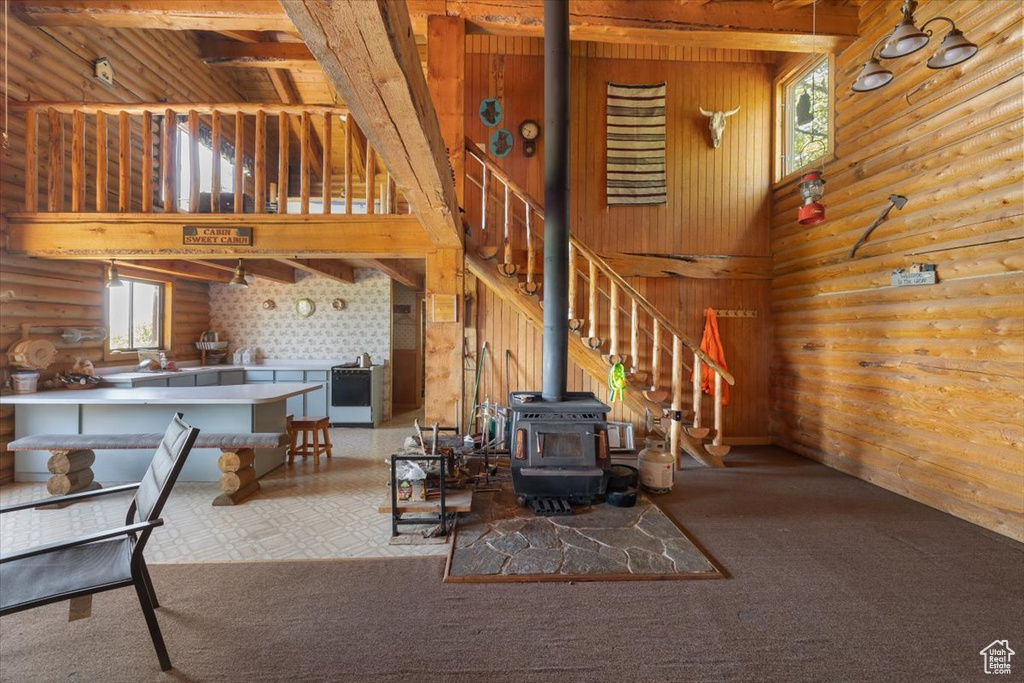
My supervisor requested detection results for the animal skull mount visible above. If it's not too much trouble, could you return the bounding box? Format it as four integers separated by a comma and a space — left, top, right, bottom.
699, 106, 741, 149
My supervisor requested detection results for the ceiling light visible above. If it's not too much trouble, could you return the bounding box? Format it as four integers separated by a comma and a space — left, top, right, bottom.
229, 259, 249, 288
104, 260, 123, 288
852, 40, 894, 93
878, 1, 930, 59
924, 21, 979, 69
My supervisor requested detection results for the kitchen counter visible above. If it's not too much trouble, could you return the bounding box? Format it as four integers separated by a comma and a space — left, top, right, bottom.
99, 359, 349, 383
0, 382, 316, 405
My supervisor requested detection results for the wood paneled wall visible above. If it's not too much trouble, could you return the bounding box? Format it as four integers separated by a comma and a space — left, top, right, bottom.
0, 17, 234, 483
465, 36, 774, 440
770, 0, 1023, 540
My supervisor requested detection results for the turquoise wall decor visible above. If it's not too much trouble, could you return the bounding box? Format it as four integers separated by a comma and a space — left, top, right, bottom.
489, 129, 514, 157
479, 98, 502, 127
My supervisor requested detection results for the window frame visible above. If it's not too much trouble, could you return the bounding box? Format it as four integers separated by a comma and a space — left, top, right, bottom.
773, 52, 835, 187
104, 274, 173, 360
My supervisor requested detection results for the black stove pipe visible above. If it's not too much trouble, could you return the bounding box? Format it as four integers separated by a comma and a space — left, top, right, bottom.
541, 0, 569, 403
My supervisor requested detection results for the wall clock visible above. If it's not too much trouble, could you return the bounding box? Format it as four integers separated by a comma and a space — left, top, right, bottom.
479, 98, 502, 127
295, 298, 316, 318
489, 128, 514, 158
519, 119, 540, 157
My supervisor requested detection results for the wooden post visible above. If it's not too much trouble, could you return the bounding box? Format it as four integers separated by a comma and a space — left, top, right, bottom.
498, 182, 518, 276
95, 111, 107, 212
300, 110, 310, 213
480, 165, 488, 233
385, 172, 395, 214
343, 116, 353, 214
278, 114, 289, 214
44, 449, 100, 497
568, 242, 582, 330
426, 15, 466, 206
234, 111, 244, 213
188, 110, 200, 213
25, 108, 37, 212
519, 205, 540, 296
703, 372, 730, 459
670, 334, 684, 469
630, 298, 639, 373
365, 142, 376, 214
47, 108, 64, 212
118, 112, 131, 212
255, 109, 267, 213
141, 110, 153, 213
71, 110, 85, 212
586, 260, 601, 349
607, 282, 620, 363
322, 112, 332, 213
686, 349, 709, 439
161, 108, 177, 213
213, 447, 260, 506
425, 248, 465, 430
211, 110, 221, 213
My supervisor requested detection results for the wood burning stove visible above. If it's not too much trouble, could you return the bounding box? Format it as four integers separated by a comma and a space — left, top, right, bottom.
509, 392, 611, 505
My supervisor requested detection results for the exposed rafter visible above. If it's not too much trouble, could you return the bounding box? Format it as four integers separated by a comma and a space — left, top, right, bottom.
199, 38, 320, 70
277, 258, 354, 283
189, 259, 298, 284
281, 0, 462, 248
9, 0, 296, 32
114, 259, 232, 283
358, 259, 424, 290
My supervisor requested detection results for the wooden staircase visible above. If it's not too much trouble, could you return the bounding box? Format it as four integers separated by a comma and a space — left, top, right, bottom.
464, 142, 735, 468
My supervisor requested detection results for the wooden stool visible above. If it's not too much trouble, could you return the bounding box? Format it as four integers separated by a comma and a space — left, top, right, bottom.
287, 415, 333, 463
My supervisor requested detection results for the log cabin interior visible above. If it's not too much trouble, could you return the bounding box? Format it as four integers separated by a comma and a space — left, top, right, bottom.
0, 0, 1020, 679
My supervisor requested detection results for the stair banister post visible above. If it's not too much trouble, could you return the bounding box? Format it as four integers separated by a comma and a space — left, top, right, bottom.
651, 319, 661, 390
608, 281, 620, 361
25, 108, 38, 212
670, 334, 684, 469
692, 350, 703, 431
630, 298, 639, 373
503, 182, 512, 266
480, 164, 488, 233
713, 372, 724, 448
586, 259, 601, 349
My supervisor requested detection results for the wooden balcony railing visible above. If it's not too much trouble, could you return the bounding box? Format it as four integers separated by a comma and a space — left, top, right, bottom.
465, 141, 736, 463
16, 102, 408, 216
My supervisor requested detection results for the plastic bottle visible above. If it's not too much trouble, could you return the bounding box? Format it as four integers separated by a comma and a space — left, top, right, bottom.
159, 352, 168, 370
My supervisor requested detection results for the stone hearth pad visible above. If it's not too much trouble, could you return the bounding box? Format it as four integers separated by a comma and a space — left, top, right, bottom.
444, 483, 724, 582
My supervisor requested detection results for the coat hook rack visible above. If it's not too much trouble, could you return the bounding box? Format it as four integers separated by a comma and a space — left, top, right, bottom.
712, 309, 758, 318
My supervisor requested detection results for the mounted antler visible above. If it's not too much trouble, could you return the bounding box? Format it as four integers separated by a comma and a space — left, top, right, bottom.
699, 106, 741, 148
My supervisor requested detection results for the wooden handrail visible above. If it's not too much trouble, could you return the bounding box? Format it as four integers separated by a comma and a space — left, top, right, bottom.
13, 102, 347, 116
465, 142, 735, 386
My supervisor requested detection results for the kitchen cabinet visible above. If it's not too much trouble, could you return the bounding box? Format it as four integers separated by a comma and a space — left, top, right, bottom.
245, 370, 275, 383
133, 377, 169, 388
220, 370, 244, 386
167, 375, 196, 388
243, 369, 329, 418
194, 372, 219, 387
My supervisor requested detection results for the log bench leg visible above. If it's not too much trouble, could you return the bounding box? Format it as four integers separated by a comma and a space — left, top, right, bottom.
213, 447, 260, 506
39, 449, 102, 509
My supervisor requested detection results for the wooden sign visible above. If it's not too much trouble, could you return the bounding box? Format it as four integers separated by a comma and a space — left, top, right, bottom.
183, 226, 253, 246
891, 263, 936, 287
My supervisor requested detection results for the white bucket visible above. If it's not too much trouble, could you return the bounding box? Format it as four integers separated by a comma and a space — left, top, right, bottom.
11, 370, 40, 394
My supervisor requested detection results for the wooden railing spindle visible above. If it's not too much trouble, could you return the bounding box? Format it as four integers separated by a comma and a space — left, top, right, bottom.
586, 260, 601, 349
343, 116, 353, 214
95, 112, 107, 211
321, 112, 332, 213
278, 113, 288, 214
567, 242, 581, 327
480, 165, 488, 232
365, 141, 376, 214
188, 110, 200, 213
234, 111, 244, 214
300, 110, 310, 214
210, 110, 221, 213
254, 110, 266, 213
161, 108, 177, 213
118, 111, 131, 212
25, 109, 37, 212
498, 181, 518, 277
141, 110, 153, 212
607, 282, 620, 363
519, 204, 540, 296
71, 110, 85, 212
630, 299, 639, 373
670, 334, 684, 469
47, 108, 64, 212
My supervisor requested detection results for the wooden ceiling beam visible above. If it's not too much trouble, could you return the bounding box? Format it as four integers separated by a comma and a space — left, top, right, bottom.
199, 38, 320, 70
5, 214, 433, 259
281, 0, 462, 248
9, 0, 295, 32
115, 259, 232, 283
189, 258, 298, 284
359, 258, 424, 290
277, 258, 355, 283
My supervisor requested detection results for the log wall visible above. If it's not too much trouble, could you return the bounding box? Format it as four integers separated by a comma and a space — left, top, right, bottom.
0, 17, 237, 484
770, 0, 1024, 541
465, 36, 774, 440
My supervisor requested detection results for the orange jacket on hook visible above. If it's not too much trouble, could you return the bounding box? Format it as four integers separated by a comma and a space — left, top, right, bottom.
694, 308, 730, 406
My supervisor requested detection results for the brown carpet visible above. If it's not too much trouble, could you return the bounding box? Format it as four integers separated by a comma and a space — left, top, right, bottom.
1, 447, 1021, 682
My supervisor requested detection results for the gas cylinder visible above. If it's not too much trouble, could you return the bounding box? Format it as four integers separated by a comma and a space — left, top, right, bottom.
638, 435, 673, 493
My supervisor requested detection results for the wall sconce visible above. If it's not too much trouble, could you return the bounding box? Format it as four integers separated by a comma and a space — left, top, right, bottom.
853, 0, 978, 93
104, 260, 123, 288
229, 259, 249, 288
798, 170, 826, 226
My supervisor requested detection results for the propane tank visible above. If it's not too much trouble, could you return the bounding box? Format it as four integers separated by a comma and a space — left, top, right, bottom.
638, 434, 673, 493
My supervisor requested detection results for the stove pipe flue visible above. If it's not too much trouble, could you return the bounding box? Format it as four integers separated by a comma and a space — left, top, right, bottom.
541, 0, 570, 403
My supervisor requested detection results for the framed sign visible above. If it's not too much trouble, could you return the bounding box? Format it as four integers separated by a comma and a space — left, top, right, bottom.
183, 226, 252, 246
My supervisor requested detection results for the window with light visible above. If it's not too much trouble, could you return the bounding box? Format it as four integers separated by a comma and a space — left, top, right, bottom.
108, 279, 164, 352
781, 56, 830, 177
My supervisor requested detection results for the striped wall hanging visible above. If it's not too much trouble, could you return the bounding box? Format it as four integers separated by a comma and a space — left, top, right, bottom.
606, 82, 667, 206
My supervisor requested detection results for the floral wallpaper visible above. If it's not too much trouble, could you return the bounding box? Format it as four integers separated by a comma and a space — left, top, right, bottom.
392, 283, 419, 351
210, 268, 393, 420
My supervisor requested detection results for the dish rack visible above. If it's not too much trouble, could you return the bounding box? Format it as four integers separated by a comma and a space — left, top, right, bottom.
195, 341, 229, 365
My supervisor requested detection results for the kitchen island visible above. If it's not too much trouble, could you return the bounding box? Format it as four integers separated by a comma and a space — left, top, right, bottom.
1, 383, 318, 483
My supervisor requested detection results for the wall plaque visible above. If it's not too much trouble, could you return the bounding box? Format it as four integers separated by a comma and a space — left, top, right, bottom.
891, 263, 936, 287
183, 226, 253, 246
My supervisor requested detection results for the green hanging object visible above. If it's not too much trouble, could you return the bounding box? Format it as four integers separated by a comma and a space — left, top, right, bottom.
608, 362, 627, 404
796, 92, 814, 126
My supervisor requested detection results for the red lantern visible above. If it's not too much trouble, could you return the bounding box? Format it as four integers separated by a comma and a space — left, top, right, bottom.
798, 170, 826, 226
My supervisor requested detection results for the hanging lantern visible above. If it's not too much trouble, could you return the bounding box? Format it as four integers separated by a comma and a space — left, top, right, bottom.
797, 170, 826, 226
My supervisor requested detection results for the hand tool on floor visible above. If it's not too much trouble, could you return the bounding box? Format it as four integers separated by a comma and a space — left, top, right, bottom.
850, 194, 908, 258
467, 341, 489, 434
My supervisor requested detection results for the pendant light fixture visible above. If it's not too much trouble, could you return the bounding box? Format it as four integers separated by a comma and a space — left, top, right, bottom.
229, 259, 249, 288
854, 0, 977, 93
104, 260, 123, 288
797, 0, 826, 227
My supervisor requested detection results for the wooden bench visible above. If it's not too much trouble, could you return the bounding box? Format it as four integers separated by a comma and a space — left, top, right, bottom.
7, 432, 289, 506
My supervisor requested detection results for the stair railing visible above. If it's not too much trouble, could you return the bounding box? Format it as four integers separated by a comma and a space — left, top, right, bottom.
465, 141, 735, 463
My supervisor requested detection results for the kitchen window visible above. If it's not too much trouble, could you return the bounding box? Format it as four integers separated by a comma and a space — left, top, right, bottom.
107, 278, 165, 353
776, 54, 832, 181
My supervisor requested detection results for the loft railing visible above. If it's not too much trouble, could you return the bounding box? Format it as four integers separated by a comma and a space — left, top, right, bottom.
465, 140, 736, 463
15, 102, 407, 216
